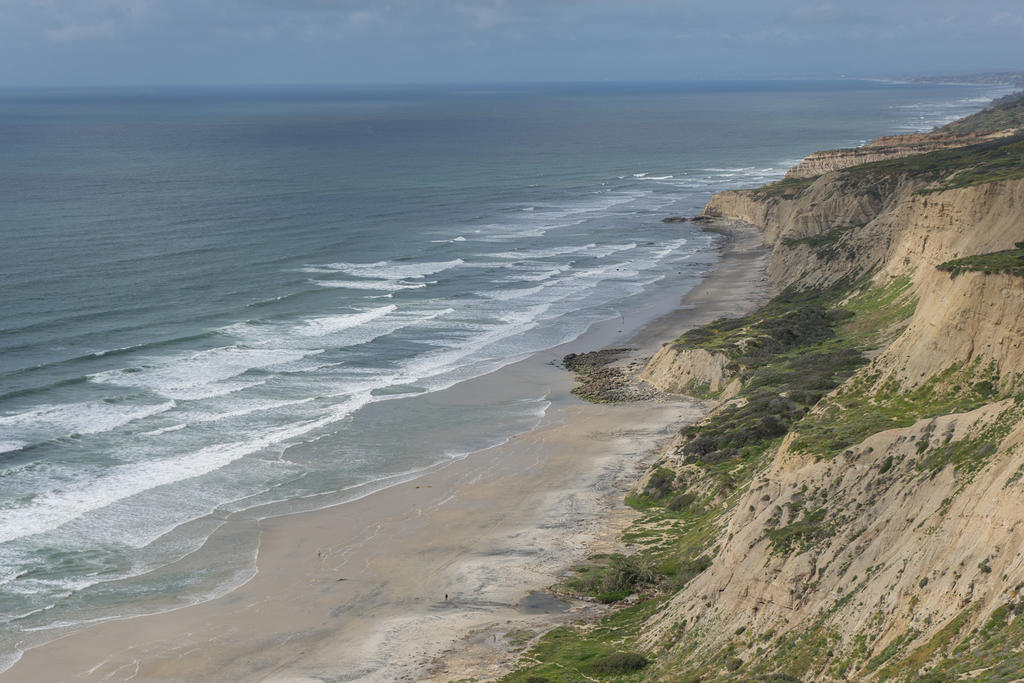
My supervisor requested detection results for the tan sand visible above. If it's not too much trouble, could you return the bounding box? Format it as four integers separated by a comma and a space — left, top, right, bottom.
2, 222, 768, 683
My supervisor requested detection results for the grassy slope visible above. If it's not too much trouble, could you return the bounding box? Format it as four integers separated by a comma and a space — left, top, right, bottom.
840, 134, 1024, 193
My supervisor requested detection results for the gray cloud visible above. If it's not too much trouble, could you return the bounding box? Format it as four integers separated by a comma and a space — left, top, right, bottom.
0, 0, 1020, 86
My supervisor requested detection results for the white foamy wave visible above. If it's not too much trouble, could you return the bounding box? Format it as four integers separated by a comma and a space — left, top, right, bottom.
159, 379, 269, 402
141, 424, 187, 437
479, 191, 651, 244
429, 236, 467, 243
89, 347, 315, 400
0, 398, 372, 546
586, 242, 638, 258
141, 397, 318, 437
315, 258, 464, 280
192, 397, 317, 424
0, 651, 22, 676
0, 401, 176, 443
488, 254, 644, 307
296, 305, 398, 337
234, 306, 454, 353
492, 243, 597, 260
569, 262, 638, 283
470, 221, 582, 242
652, 238, 689, 259
482, 284, 546, 301
511, 265, 572, 282
0, 441, 28, 455
312, 278, 427, 291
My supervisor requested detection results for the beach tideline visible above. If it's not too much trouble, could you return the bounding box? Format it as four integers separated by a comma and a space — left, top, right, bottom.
3, 226, 768, 681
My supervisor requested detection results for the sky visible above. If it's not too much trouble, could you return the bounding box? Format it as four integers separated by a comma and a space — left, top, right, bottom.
0, 0, 1021, 87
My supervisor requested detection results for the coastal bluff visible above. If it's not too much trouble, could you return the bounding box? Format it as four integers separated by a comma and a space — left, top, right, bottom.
639, 96, 1024, 680
506, 91, 1024, 680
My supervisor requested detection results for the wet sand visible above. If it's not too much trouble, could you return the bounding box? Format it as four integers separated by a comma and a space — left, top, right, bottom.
3, 222, 769, 682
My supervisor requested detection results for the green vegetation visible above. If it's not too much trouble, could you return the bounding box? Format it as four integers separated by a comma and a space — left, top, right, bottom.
865, 629, 918, 672
750, 175, 818, 199
562, 553, 656, 603
673, 277, 919, 486
791, 358, 1005, 460
940, 90, 1024, 135
765, 508, 829, 555
672, 284, 851, 357
508, 451, 728, 679
916, 406, 1020, 477
839, 133, 1024, 193
499, 598, 666, 682
505, 629, 538, 649
875, 608, 975, 680
589, 652, 648, 674
781, 224, 860, 261
874, 602, 1024, 682
938, 242, 1024, 278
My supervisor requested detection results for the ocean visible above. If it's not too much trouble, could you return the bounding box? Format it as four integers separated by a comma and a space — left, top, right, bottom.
0, 79, 1010, 666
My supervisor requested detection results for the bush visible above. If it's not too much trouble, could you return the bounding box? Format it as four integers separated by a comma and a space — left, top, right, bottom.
590, 652, 649, 674
666, 491, 698, 512
601, 555, 656, 594
645, 467, 676, 498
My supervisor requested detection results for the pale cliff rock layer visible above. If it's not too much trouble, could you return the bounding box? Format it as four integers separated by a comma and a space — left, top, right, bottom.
640, 346, 734, 397
784, 130, 1016, 179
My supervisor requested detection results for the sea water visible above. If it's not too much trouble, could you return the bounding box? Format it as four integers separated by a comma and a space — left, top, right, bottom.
0, 79, 1010, 664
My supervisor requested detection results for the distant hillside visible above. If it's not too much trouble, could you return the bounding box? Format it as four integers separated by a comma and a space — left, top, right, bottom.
909, 72, 1024, 88
782, 91, 1023, 179
939, 91, 1024, 135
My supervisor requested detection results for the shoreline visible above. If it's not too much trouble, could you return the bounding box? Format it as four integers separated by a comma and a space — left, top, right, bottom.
2, 222, 770, 682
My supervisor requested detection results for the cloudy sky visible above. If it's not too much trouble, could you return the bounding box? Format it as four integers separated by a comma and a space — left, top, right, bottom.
1, 0, 1021, 86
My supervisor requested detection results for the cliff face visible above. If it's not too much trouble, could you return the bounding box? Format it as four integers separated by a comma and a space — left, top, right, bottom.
636, 165, 1024, 677
784, 130, 1016, 179
700, 170, 1024, 293
639, 346, 737, 398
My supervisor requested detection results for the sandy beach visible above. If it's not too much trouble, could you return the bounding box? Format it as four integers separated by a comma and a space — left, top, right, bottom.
2, 223, 769, 682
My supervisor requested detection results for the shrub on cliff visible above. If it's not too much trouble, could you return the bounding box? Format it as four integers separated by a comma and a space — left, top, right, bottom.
644, 467, 676, 499
601, 554, 657, 594
590, 652, 649, 674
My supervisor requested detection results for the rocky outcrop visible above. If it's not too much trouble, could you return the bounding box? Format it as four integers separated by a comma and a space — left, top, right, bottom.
640, 345, 736, 398
702, 174, 896, 247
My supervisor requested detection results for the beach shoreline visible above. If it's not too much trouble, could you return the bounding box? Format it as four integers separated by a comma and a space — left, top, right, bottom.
2, 222, 770, 683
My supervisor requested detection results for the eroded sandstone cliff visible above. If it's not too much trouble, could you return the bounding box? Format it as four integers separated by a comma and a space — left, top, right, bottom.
505, 93, 1024, 683
634, 147, 1024, 678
